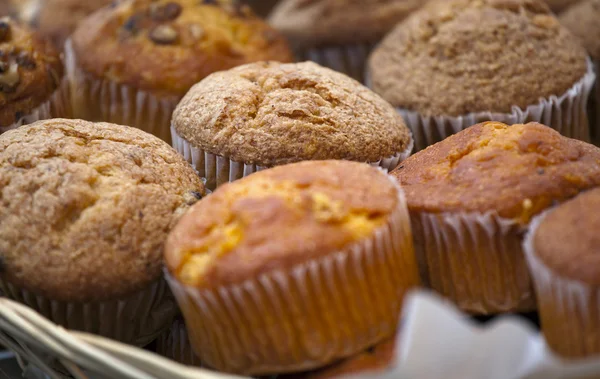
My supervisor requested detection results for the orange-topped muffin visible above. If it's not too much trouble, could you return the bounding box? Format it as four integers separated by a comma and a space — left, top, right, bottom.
391, 121, 600, 314
67, 0, 293, 143
0, 18, 68, 133
165, 160, 419, 375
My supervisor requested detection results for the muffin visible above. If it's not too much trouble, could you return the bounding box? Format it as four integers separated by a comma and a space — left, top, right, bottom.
172, 61, 413, 191
524, 188, 600, 358
269, 0, 424, 81
0, 119, 205, 345
155, 318, 203, 367
67, 0, 293, 144
24, 0, 114, 50
368, 0, 594, 151
391, 121, 600, 314
0, 18, 69, 134
165, 160, 420, 375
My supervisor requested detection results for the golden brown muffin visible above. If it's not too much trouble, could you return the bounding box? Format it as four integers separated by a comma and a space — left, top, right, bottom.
68, 0, 293, 143
26, 0, 113, 50
525, 188, 600, 358
165, 160, 419, 375
368, 0, 592, 150
391, 121, 600, 314
544, 0, 582, 12
0, 18, 67, 133
0, 118, 205, 344
172, 61, 412, 190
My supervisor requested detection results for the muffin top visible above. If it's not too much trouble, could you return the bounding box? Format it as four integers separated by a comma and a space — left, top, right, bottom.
368, 0, 588, 116
269, 0, 424, 47
0, 119, 205, 302
173, 61, 412, 167
0, 18, 63, 128
28, 0, 114, 49
391, 122, 600, 224
560, 0, 600, 60
71, 0, 293, 97
165, 160, 400, 288
531, 188, 600, 285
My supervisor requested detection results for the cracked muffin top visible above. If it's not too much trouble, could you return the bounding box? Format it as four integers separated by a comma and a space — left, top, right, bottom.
269, 0, 424, 47
165, 160, 401, 288
172, 61, 412, 167
368, 0, 588, 116
560, 0, 600, 60
391, 122, 600, 224
0, 18, 63, 128
71, 0, 293, 97
0, 119, 205, 302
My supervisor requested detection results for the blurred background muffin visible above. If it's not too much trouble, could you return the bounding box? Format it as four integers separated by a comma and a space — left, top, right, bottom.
525, 188, 600, 358
0, 118, 205, 345
165, 160, 419, 375
391, 121, 600, 314
368, 0, 593, 151
67, 0, 293, 143
0, 18, 69, 134
269, 0, 424, 81
172, 61, 413, 190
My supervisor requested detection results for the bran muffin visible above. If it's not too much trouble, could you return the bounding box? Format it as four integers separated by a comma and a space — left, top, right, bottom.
269, 0, 424, 81
368, 0, 594, 151
0, 118, 205, 345
165, 160, 420, 375
524, 188, 600, 358
67, 0, 293, 144
0, 18, 69, 134
172, 61, 413, 191
391, 121, 600, 314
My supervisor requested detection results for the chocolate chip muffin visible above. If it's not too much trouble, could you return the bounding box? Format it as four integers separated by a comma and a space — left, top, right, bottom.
270, 0, 424, 81
525, 188, 600, 358
0, 18, 68, 134
25, 0, 114, 50
368, 0, 593, 151
67, 0, 293, 144
0, 118, 205, 345
172, 61, 413, 190
391, 121, 600, 314
165, 160, 419, 375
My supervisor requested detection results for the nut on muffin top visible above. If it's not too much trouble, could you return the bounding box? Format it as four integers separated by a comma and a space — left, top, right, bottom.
368, 0, 588, 116
531, 187, 600, 284
269, 0, 424, 47
71, 0, 293, 97
0, 119, 205, 302
165, 160, 399, 287
560, 0, 600, 61
0, 18, 63, 127
172, 61, 411, 167
392, 122, 600, 224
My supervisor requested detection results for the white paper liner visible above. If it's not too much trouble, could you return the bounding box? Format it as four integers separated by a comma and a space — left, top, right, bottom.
366, 60, 596, 151
298, 43, 376, 83
155, 318, 203, 367
165, 182, 420, 375
524, 211, 600, 358
172, 126, 414, 191
0, 278, 177, 347
64, 39, 179, 144
0, 73, 71, 134
412, 211, 534, 314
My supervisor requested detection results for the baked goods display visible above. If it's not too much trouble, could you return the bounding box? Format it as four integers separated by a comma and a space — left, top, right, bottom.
2, 0, 600, 377
164, 160, 419, 374
391, 121, 600, 314
67, 0, 293, 143
524, 188, 600, 358
0, 18, 69, 134
171, 61, 412, 190
0, 118, 205, 345
269, 0, 424, 81
368, 0, 594, 151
